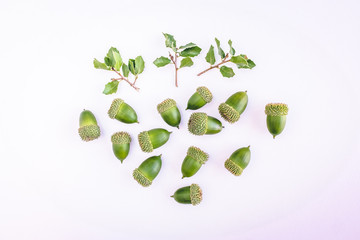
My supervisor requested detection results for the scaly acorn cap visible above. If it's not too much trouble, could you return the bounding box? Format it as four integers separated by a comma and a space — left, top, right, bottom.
133, 168, 152, 187
265, 103, 288, 116
188, 112, 207, 135
108, 98, 124, 119
138, 131, 153, 152
196, 86, 213, 103
190, 184, 202, 206
157, 98, 177, 114
218, 103, 240, 123
78, 125, 100, 142
111, 132, 131, 144
187, 146, 209, 165
224, 158, 243, 176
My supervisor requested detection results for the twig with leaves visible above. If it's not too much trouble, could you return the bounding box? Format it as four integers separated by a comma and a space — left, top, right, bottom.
154, 33, 202, 87
93, 47, 145, 94
197, 38, 255, 78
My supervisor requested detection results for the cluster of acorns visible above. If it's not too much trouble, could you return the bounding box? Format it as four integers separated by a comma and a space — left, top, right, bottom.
78, 86, 289, 206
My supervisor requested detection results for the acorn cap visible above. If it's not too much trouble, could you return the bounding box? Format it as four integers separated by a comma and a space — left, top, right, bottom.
133, 168, 152, 187
265, 103, 288, 116
78, 125, 100, 142
187, 146, 208, 164
111, 132, 131, 144
188, 112, 207, 135
157, 98, 177, 114
218, 103, 240, 123
190, 184, 202, 206
108, 98, 124, 119
224, 158, 243, 176
138, 131, 153, 152
196, 86, 213, 103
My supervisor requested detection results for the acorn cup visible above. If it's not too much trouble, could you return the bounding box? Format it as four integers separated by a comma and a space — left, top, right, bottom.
108, 98, 139, 124
181, 146, 209, 178
218, 91, 248, 123
78, 110, 100, 141
157, 98, 181, 128
265, 103, 288, 139
171, 184, 202, 206
188, 112, 223, 135
133, 155, 162, 187
186, 86, 213, 110
138, 128, 172, 152
111, 132, 131, 163
224, 146, 251, 176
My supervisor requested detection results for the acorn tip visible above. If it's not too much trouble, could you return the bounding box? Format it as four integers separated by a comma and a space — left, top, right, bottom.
273, 135, 276, 139
182, 176, 185, 179
158, 154, 162, 157
176, 126, 179, 129
170, 195, 174, 198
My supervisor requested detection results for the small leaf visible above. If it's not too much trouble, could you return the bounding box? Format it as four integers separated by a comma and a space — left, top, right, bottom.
122, 64, 129, 77
180, 57, 193, 68
228, 40, 235, 55
128, 59, 136, 75
153, 56, 171, 67
163, 33, 177, 51
135, 56, 145, 74
215, 38, 226, 59
247, 59, 256, 69
179, 46, 202, 57
205, 45, 216, 65
93, 58, 110, 70
179, 42, 197, 50
104, 57, 112, 67
103, 81, 119, 95
220, 66, 235, 78
106, 47, 123, 70
230, 55, 248, 67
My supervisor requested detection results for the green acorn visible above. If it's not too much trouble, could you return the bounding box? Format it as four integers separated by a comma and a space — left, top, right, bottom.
186, 86, 213, 110
138, 128, 172, 152
218, 91, 248, 123
78, 110, 100, 141
265, 103, 288, 139
188, 112, 223, 135
171, 184, 202, 206
133, 155, 162, 187
108, 98, 138, 124
111, 132, 131, 163
224, 146, 251, 176
157, 98, 181, 128
181, 146, 209, 178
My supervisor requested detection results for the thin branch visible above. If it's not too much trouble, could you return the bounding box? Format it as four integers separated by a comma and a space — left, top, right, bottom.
169, 52, 179, 87
197, 53, 230, 76
111, 67, 140, 91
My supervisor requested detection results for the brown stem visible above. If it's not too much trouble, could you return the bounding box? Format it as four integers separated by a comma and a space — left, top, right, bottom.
111, 67, 140, 91
197, 53, 230, 76
169, 52, 179, 87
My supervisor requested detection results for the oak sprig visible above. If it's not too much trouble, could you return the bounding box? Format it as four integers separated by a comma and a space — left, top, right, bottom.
93, 47, 145, 94
154, 33, 202, 87
197, 38, 255, 78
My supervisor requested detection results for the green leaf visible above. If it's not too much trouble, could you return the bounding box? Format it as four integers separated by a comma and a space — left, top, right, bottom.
179, 42, 197, 50
122, 63, 129, 77
228, 40, 235, 55
153, 56, 171, 67
180, 57, 193, 68
135, 56, 145, 74
163, 33, 176, 51
237, 59, 256, 69
93, 58, 110, 70
179, 46, 202, 57
215, 38, 226, 59
230, 55, 248, 67
205, 45, 216, 65
220, 66, 235, 78
128, 59, 136, 75
103, 81, 119, 95
106, 47, 123, 71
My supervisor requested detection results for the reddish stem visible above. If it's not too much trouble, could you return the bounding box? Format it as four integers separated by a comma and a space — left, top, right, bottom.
197, 54, 230, 76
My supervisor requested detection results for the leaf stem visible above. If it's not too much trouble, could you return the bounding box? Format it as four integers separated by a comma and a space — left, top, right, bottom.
169, 52, 179, 87
111, 67, 140, 91
197, 53, 230, 76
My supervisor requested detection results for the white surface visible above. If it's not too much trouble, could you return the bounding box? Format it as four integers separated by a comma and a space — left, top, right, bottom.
0, 0, 360, 239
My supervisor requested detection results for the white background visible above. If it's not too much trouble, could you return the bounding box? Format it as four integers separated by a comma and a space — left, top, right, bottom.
0, 0, 360, 239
